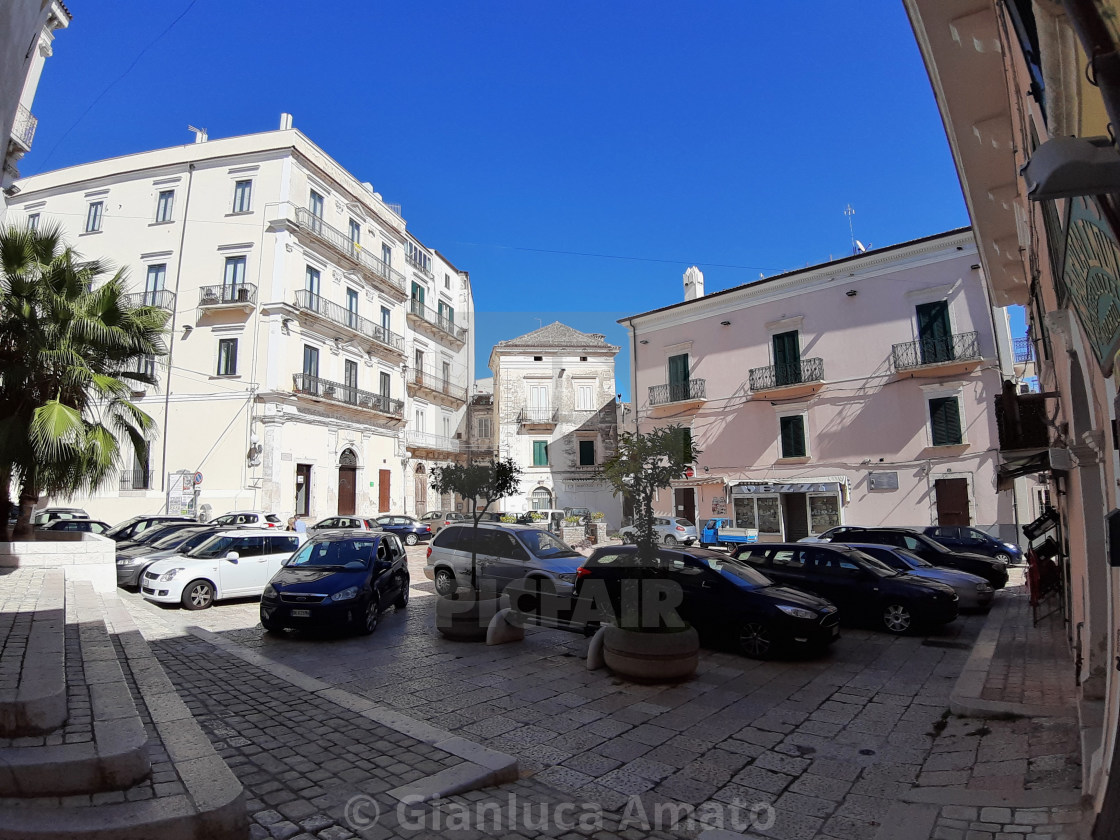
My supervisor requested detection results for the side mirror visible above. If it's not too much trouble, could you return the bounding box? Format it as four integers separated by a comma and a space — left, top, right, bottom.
225, 551, 240, 560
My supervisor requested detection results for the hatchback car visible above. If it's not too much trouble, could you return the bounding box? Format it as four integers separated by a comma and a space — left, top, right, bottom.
117, 524, 236, 588
106, 514, 196, 543
618, 517, 698, 546
846, 544, 994, 611
141, 530, 305, 609
418, 511, 465, 533
211, 510, 283, 528
307, 515, 377, 535
424, 522, 584, 597
373, 515, 433, 545
260, 532, 410, 635
733, 542, 959, 634
30, 507, 90, 526
920, 526, 1023, 565
41, 519, 111, 535
575, 545, 839, 658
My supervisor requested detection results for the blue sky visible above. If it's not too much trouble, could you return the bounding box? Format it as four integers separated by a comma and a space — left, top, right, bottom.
24, 0, 985, 400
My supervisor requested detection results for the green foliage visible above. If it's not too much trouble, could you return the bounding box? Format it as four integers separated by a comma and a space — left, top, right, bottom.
563, 515, 582, 525
591, 511, 605, 521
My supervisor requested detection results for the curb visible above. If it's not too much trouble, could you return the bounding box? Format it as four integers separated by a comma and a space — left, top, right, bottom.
0, 570, 66, 737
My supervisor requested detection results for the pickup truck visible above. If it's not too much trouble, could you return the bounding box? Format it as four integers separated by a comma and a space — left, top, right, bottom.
701, 518, 759, 549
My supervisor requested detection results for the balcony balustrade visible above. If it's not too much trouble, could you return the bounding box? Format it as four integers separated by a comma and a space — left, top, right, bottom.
406, 366, 467, 403
292, 373, 404, 417
648, 379, 706, 406
748, 358, 825, 391
198, 283, 257, 308
518, 407, 559, 425
294, 290, 404, 354
11, 104, 37, 151
403, 430, 460, 453
294, 207, 407, 296
119, 470, 152, 491
1013, 336, 1034, 363
892, 332, 980, 371
407, 297, 468, 344
122, 290, 176, 311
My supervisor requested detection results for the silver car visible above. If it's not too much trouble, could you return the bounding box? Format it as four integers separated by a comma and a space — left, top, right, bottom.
618, 517, 698, 546
848, 543, 994, 611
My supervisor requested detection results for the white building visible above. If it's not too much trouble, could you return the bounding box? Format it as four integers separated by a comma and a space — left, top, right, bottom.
6, 117, 474, 522
489, 322, 622, 525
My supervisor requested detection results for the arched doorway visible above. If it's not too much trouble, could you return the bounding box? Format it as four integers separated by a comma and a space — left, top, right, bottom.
338, 448, 358, 515
414, 464, 427, 516
531, 487, 552, 510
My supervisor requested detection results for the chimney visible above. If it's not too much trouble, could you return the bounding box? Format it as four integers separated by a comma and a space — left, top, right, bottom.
684, 266, 704, 301
279, 113, 293, 130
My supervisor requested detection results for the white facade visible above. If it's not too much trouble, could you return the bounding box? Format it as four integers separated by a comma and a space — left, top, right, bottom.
489, 323, 622, 527
7, 120, 474, 523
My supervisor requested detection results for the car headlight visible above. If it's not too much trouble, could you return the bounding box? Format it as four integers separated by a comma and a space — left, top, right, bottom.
777, 604, 818, 620
159, 568, 184, 582
330, 586, 359, 602
977, 583, 992, 592
556, 573, 576, 584
263, 584, 277, 598
116, 557, 137, 565
1002, 543, 1020, 553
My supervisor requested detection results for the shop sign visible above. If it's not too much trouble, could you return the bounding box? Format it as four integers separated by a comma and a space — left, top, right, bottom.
1060, 195, 1120, 375
731, 482, 840, 495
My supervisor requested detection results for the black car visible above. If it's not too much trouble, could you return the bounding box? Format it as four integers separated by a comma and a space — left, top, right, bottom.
260, 532, 410, 635
733, 542, 959, 634
919, 526, 1024, 565
815, 527, 1008, 589
107, 515, 196, 544
372, 515, 433, 545
113, 519, 202, 551
574, 545, 840, 658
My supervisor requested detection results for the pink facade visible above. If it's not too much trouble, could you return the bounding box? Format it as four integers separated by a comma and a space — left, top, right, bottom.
623, 229, 1016, 542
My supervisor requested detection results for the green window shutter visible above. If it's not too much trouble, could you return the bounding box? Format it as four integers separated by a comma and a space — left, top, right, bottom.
930, 397, 962, 445
533, 440, 549, 466
916, 301, 953, 363
668, 354, 689, 401
780, 415, 806, 458
411, 282, 425, 305
773, 331, 801, 385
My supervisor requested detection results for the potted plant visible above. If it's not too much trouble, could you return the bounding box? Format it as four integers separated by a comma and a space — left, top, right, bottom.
587, 512, 608, 544
561, 515, 585, 545
429, 457, 522, 641
598, 425, 702, 682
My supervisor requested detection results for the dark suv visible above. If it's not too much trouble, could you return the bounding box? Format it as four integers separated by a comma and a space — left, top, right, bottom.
920, 526, 1023, 565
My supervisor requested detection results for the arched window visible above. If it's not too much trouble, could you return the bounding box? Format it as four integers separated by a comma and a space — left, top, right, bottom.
531, 487, 552, 510
339, 448, 358, 467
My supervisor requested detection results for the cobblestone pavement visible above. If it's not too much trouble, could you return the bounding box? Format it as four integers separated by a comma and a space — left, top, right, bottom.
116, 551, 1087, 839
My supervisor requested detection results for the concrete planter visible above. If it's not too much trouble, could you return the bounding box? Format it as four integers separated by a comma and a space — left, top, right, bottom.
560, 525, 585, 544
586, 522, 608, 544
436, 592, 504, 642
0, 533, 116, 592
602, 624, 699, 683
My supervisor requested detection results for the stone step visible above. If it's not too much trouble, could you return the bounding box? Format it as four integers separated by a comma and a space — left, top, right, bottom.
0, 569, 66, 737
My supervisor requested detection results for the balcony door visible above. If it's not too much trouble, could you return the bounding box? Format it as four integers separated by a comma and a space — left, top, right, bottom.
917, 301, 953, 364
668, 353, 689, 401
344, 359, 358, 405
346, 288, 359, 330
145, 264, 166, 306
529, 384, 549, 423
222, 257, 245, 301
411, 282, 425, 317
303, 346, 319, 385
773, 332, 800, 387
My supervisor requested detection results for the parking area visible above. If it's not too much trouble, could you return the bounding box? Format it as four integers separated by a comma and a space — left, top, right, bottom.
116, 546, 1084, 839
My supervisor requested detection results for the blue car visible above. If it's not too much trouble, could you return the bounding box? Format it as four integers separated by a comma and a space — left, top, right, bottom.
920, 526, 1023, 565
846, 544, 994, 611
373, 514, 433, 545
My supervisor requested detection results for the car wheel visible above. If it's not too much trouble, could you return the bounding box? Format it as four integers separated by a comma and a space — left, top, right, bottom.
360, 596, 381, 635
738, 621, 774, 659
181, 580, 214, 610
394, 574, 410, 609
882, 603, 913, 634
995, 552, 1011, 565
405, 533, 418, 546
663, 534, 677, 545
434, 568, 457, 597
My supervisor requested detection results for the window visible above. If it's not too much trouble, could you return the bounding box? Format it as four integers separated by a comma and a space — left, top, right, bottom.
223, 256, 246, 296
135, 355, 156, 380
773, 330, 801, 386
155, 190, 174, 223
442, 415, 451, 439
916, 301, 953, 364
217, 338, 238, 376
477, 416, 491, 439
442, 360, 451, 388
414, 407, 425, 431
668, 426, 693, 462
379, 371, 391, 396
579, 440, 595, 466
27, 213, 39, 231
346, 288, 359, 328
381, 243, 392, 270
406, 240, 431, 274
809, 495, 839, 532
411, 282, 425, 316
309, 189, 324, 218
444, 272, 451, 289
532, 440, 549, 466
415, 348, 425, 375
668, 353, 690, 401
305, 265, 321, 299
349, 218, 361, 247
144, 264, 166, 305
303, 345, 319, 378
85, 201, 103, 233
380, 306, 391, 339
929, 396, 963, 446
576, 383, 594, 411
732, 495, 781, 534
344, 359, 358, 402
232, 180, 252, 213
779, 415, 807, 458
437, 300, 454, 328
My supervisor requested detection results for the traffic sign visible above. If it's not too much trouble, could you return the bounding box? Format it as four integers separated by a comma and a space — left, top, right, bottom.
194, 472, 204, 486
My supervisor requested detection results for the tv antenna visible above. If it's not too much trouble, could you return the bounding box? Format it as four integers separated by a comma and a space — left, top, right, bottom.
845, 204, 866, 254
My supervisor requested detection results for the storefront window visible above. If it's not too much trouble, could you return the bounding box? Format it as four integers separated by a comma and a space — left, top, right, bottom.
756, 497, 781, 534
809, 494, 840, 532
733, 497, 756, 529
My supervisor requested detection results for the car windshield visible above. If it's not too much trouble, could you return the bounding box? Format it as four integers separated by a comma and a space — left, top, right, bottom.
105, 516, 144, 538
897, 549, 933, 568
186, 535, 237, 559
690, 553, 771, 588
844, 549, 900, 577
134, 525, 184, 545
915, 533, 952, 553
517, 529, 580, 558
286, 539, 374, 569
673, 518, 694, 527
151, 529, 205, 550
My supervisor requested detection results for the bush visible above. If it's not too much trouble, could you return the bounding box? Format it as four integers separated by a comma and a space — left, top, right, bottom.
563, 515, 582, 525
591, 511, 605, 521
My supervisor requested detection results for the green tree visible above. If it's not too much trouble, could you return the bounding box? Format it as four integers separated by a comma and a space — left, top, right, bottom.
0, 223, 169, 540
429, 457, 522, 591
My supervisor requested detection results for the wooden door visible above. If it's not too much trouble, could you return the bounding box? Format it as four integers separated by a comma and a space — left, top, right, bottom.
934, 478, 970, 526
378, 469, 391, 513
338, 467, 357, 515
917, 301, 953, 363
674, 487, 696, 525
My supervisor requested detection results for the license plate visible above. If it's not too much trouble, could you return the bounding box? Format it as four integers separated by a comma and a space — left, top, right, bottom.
290, 609, 311, 618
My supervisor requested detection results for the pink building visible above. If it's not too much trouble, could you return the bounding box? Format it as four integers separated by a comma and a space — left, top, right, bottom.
621, 229, 1017, 542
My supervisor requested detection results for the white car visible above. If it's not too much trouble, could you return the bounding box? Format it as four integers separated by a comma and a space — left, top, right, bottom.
141, 529, 305, 609
618, 517, 698, 546
210, 510, 283, 529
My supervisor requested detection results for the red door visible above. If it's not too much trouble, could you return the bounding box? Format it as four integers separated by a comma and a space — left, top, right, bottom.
378, 469, 391, 513
338, 467, 357, 515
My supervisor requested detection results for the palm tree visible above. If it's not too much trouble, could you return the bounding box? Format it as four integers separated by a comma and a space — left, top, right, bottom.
0, 222, 169, 540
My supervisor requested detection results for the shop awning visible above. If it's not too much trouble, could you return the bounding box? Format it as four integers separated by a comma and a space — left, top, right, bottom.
729, 476, 852, 503
996, 448, 1073, 491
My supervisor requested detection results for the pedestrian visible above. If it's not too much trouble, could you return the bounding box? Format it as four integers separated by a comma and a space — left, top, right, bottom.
294, 516, 307, 534
286, 516, 296, 531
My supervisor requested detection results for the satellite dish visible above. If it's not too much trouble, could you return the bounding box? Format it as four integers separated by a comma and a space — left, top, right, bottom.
855, 240, 866, 253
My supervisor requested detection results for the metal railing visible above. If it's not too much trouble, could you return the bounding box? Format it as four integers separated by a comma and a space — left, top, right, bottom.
294, 207, 407, 294
11, 104, 37, 150
294, 290, 405, 353
292, 373, 404, 417
648, 379, 706, 406
198, 283, 257, 306
748, 358, 825, 390
1013, 336, 1034, 363
406, 252, 434, 279
995, 391, 1050, 450
407, 366, 468, 402
407, 297, 468, 343
518, 407, 559, 424
403, 430, 460, 453
892, 332, 980, 371
122, 290, 176, 311
119, 469, 152, 490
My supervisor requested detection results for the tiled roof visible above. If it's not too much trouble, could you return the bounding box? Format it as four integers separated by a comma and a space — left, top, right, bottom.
495, 321, 619, 352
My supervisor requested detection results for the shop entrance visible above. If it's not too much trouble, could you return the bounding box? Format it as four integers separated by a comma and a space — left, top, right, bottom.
674, 487, 696, 525
781, 493, 809, 541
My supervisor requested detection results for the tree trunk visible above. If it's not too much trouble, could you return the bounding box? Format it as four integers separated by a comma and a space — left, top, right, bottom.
0, 465, 11, 542
12, 470, 38, 541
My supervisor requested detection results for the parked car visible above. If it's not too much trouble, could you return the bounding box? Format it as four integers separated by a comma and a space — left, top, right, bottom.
106, 514, 196, 543
846, 543, 994, 611
575, 545, 840, 658
307, 515, 377, 535
618, 517, 698, 546
40, 519, 111, 535
30, 507, 89, 526
372, 515, 433, 545
811, 526, 1009, 589
699, 517, 758, 550
141, 530, 305, 609
424, 522, 584, 597
564, 507, 593, 524
211, 510, 283, 528
113, 519, 203, 550
116, 524, 237, 588
732, 542, 959, 634
260, 532, 410, 635
919, 526, 1023, 565
418, 511, 465, 533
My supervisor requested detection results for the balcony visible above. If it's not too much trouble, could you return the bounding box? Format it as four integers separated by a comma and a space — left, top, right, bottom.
198, 283, 256, 314
996, 391, 1051, 452
293, 207, 407, 299
10, 104, 37, 152
406, 365, 467, 406
406, 251, 434, 280
292, 373, 404, 421
892, 332, 981, 377
122, 290, 176, 312
406, 297, 468, 346
119, 470, 152, 491
649, 379, 706, 406
1013, 336, 1033, 363
403, 430, 460, 457
518, 407, 559, 429
294, 290, 405, 359
748, 358, 825, 398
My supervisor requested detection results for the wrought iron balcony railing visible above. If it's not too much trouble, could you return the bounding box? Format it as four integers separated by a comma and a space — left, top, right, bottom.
198, 283, 257, 306
407, 297, 468, 343
748, 358, 824, 391
892, 332, 980, 371
294, 207, 407, 295
122, 290, 176, 311
294, 290, 405, 353
292, 373, 404, 417
1013, 336, 1034, 363
518, 407, 559, 424
119, 469, 152, 491
648, 379, 706, 406
406, 366, 468, 402
995, 391, 1050, 451
403, 430, 460, 453
11, 104, 37, 150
